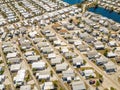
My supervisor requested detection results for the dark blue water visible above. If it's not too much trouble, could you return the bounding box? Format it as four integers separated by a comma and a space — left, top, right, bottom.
63, 0, 84, 4
88, 7, 120, 23
63, 0, 120, 23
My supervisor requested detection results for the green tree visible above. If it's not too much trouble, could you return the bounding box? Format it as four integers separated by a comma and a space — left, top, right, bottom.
104, 88, 109, 90
53, 81, 58, 87
104, 49, 108, 57
96, 81, 100, 87
76, 4, 82, 8
83, 60, 86, 65
41, 79, 45, 83
50, 70, 53, 76
69, 56, 72, 59
99, 74, 103, 79
89, 75, 93, 78
110, 87, 116, 90
0, 70, 4, 75
62, 58, 64, 62
25, 75, 30, 82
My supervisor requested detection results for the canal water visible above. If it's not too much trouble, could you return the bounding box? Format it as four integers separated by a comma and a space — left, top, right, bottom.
88, 7, 120, 23
63, 0, 120, 23
63, 0, 84, 5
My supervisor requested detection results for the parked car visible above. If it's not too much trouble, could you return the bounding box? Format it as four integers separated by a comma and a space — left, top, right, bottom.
79, 71, 84, 76
89, 80, 95, 84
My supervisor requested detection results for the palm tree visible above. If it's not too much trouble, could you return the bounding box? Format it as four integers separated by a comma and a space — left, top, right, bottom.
94, 4, 98, 9
118, 11, 120, 14
76, 4, 82, 8
109, 7, 114, 13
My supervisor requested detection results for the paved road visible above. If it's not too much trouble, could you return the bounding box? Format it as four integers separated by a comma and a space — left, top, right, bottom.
0, 43, 16, 90
26, 36, 70, 90
27, 26, 98, 90
16, 43, 40, 90
46, 24, 120, 89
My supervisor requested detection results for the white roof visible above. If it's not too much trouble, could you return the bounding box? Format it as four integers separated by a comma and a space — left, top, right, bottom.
56, 63, 68, 71
26, 55, 40, 61
0, 84, 5, 90
14, 69, 26, 83
6, 52, 17, 58
72, 81, 86, 90
104, 61, 116, 70
84, 69, 95, 77
44, 82, 54, 90
20, 85, 31, 90
108, 41, 116, 46
107, 52, 116, 57
53, 40, 61, 45
29, 31, 37, 38
48, 53, 56, 59
74, 40, 82, 46
0, 75, 5, 82
51, 57, 62, 65
10, 64, 21, 71
62, 68, 75, 78
96, 56, 108, 63
61, 47, 69, 53
73, 56, 83, 64
38, 74, 50, 80
25, 51, 34, 56
32, 61, 45, 69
